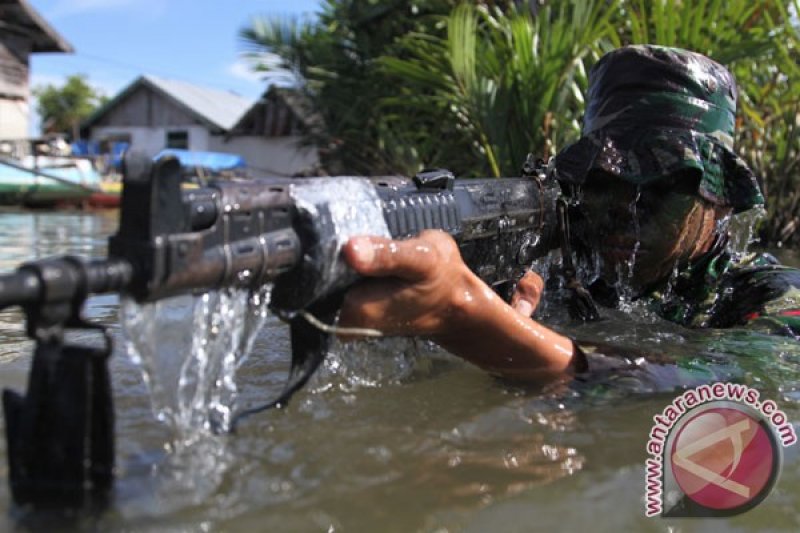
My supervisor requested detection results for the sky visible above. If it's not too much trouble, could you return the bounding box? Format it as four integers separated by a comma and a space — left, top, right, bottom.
26, 0, 323, 134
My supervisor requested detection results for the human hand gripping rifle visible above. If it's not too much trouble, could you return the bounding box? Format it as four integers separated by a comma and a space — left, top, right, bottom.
0, 154, 559, 508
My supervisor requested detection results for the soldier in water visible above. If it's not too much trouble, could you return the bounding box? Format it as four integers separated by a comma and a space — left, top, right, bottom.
338, 45, 800, 381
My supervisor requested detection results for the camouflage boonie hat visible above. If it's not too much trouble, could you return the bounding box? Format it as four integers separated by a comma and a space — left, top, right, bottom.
554, 45, 764, 213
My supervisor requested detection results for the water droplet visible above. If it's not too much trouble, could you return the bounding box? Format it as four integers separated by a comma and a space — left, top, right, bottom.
727, 206, 766, 254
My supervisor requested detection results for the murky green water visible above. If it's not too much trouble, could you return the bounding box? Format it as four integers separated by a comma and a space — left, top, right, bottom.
0, 209, 798, 532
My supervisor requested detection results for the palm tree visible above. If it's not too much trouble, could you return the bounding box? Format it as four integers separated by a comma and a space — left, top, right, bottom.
239, 0, 459, 175
381, 1, 619, 177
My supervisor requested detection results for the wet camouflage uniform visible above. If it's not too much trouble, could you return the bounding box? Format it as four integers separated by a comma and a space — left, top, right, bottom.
554, 45, 800, 338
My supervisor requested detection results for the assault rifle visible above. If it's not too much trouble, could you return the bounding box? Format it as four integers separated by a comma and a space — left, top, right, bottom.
0, 154, 559, 508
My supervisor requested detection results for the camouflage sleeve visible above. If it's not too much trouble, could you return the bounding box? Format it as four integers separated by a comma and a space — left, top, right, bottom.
570, 341, 744, 397
714, 265, 800, 338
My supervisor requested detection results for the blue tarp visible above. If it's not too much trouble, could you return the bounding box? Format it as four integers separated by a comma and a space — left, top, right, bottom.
111, 142, 130, 168
154, 149, 247, 171
71, 140, 100, 156
71, 141, 130, 171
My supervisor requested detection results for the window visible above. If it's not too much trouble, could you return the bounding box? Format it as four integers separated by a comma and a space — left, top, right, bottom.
166, 130, 189, 149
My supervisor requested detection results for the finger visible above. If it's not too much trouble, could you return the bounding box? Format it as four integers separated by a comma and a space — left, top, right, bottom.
512, 298, 534, 318
516, 271, 544, 298
510, 271, 544, 317
343, 235, 439, 281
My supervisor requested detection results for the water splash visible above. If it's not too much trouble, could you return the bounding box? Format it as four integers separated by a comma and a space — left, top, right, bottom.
526, 250, 561, 317
727, 206, 766, 254
318, 337, 422, 391
660, 262, 682, 304
615, 189, 642, 311
120, 284, 271, 440
528, 250, 557, 280
117, 285, 274, 513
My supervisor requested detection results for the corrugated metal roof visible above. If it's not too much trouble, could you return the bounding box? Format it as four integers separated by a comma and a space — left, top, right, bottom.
143, 75, 255, 131
0, 0, 73, 53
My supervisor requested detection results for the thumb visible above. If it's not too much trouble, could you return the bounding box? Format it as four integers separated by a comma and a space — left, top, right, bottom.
343, 235, 436, 281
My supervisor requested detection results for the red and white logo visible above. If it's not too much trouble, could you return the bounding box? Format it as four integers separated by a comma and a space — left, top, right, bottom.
670, 406, 778, 513
644, 383, 796, 518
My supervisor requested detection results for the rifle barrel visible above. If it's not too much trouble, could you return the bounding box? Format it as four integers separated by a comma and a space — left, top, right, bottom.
0, 257, 133, 311
0, 270, 38, 309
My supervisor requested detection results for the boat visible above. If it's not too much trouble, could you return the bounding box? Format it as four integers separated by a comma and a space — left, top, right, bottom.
0, 156, 103, 207
154, 149, 249, 183
87, 181, 122, 208
0, 147, 247, 208
83, 149, 244, 208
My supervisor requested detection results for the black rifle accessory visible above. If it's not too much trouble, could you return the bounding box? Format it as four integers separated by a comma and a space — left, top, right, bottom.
2, 255, 128, 508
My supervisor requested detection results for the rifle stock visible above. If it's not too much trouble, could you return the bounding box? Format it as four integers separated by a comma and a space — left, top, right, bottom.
0, 153, 559, 508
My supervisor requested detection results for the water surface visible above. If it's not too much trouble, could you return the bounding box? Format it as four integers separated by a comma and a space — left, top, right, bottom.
0, 208, 798, 532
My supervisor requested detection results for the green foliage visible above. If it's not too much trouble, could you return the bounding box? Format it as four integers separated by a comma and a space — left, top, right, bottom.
620, 0, 780, 63
240, 0, 461, 175
734, 2, 800, 246
241, 0, 800, 243
735, 49, 800, 245
382, 1, 618, 176
34, 75, 107, 140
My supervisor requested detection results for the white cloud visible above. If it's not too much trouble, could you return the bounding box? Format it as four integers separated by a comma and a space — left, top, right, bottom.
228, 55, 297, 87
228, 59, 265, 83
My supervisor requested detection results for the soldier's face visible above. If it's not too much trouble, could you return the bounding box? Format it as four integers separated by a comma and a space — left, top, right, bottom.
578, 170, 724, 291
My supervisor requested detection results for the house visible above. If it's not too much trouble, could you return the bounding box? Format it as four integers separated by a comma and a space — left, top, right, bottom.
224, 85, 322, 176
0, 0, 73, 140
82, 76, 319, 177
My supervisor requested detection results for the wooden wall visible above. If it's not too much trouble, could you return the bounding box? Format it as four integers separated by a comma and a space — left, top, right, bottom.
232, 93, 302, 137
0, 33, 30, 101
0, 32, 31, 138
93, 85, 206, 129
